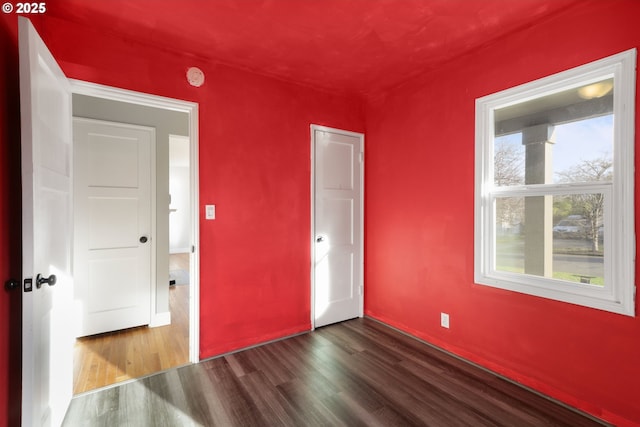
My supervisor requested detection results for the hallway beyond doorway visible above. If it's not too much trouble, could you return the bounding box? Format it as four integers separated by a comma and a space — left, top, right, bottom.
73, 254, 190, 394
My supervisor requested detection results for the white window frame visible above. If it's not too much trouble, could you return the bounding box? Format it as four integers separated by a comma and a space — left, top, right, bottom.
475, 49, 636, 316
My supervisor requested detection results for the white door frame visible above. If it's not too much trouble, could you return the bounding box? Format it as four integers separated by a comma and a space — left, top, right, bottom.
310, 124, 365, 329
69, 79, 200, 364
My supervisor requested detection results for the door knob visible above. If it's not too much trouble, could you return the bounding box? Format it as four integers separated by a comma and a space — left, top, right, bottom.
140, 236, 148, 243
35, 274, 57, 289
316, 236, 325, 243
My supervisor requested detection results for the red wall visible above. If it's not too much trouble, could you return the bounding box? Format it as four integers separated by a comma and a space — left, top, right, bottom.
364, 1, 640, 425
0, 13, 364, 426
35, 17, 365, 355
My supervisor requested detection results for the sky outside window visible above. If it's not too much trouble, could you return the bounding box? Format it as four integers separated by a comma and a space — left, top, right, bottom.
494, 114, 613, 185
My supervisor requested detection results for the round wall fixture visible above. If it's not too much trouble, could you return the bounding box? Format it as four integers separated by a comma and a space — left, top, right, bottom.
186, 67, 205, 87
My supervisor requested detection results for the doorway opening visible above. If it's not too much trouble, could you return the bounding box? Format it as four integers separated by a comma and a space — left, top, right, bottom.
69, 81, 200, 394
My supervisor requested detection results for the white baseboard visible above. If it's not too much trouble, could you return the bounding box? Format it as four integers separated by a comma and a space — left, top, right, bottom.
170, 247, 190, 254
150, 311, 171, 327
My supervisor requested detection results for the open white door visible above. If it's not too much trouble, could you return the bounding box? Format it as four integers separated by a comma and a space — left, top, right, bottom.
19, 17, 74, 426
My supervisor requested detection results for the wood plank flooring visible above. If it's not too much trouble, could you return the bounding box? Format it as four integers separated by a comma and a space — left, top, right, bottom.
72, 254, 190, 394
63, 318, 609, 426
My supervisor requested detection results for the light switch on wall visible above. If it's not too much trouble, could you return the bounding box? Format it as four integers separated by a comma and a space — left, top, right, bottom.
205, 205, 216, 220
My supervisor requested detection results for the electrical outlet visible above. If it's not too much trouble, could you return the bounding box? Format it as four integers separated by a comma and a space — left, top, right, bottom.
441, 312, 450, 329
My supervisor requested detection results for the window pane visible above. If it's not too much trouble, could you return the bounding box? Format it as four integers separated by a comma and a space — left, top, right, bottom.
554, 116, 613, 183
496, 195, 605, 286
494, 133, 524, 186
494, 78, 614, 187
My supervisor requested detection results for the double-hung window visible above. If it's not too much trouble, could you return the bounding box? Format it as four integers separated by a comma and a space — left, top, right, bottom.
475, 50, 636, 316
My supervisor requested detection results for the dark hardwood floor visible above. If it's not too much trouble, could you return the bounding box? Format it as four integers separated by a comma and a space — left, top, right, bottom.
63, 318, 609, 426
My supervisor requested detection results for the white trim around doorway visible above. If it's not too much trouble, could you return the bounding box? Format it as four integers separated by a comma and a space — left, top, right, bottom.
69, 79, 200, 364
